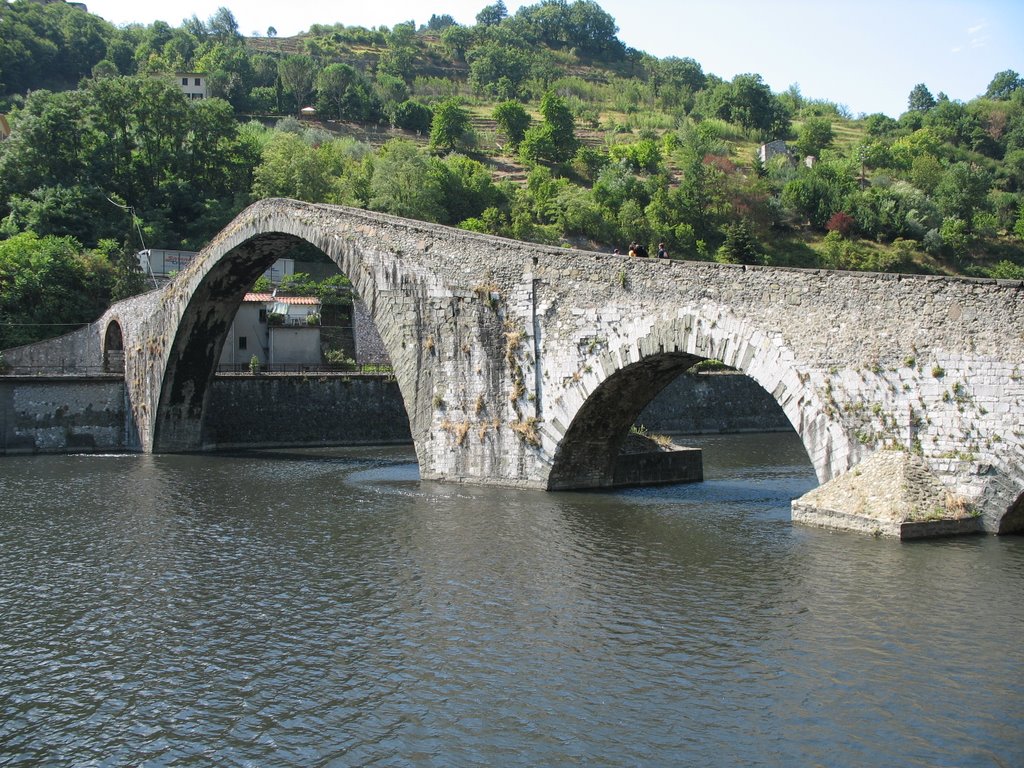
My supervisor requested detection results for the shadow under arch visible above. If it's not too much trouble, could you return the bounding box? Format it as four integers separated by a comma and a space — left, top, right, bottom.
999, 491, 1024, 534
103, 319, 124, 374
545, 310, 836, 492
547, 352, 702, 490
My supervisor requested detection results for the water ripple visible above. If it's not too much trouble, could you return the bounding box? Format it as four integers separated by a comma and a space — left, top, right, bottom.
0, 437, 1021, 767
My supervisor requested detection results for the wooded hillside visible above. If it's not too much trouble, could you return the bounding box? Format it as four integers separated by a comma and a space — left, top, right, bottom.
1, 0, 1023, 346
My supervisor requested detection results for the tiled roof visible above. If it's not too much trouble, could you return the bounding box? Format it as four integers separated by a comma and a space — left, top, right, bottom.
243, 293, 320, 305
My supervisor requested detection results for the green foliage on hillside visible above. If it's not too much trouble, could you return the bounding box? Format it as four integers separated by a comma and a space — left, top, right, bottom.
1, 0, 1023, 347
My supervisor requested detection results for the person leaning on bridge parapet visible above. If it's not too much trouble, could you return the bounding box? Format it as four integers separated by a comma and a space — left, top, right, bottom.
657, 242, 668, 258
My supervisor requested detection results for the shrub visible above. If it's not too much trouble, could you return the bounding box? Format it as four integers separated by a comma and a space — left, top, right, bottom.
825, 211, 855, 238
988, 260, 1024, 279
324, 349, 356, 368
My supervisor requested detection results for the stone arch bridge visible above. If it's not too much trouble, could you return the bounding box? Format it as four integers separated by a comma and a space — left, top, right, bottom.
6, 199, 1023, 533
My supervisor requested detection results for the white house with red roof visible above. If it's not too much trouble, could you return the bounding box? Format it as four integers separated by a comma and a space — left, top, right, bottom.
219, 293, 322, 369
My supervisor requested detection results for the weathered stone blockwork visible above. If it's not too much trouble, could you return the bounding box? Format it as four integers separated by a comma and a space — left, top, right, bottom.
639, 371, 790, 434
203, 375, 411, 449
4, 199, 1022, 532
0, 378, 128, 454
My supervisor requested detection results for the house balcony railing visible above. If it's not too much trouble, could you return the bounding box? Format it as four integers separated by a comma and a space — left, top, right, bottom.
268, 316, 320, 328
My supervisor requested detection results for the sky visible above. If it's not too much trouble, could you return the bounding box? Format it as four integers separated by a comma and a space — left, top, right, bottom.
82, 0, 1024, 118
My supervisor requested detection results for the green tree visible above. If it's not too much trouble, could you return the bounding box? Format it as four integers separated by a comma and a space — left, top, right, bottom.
985, 69, 1023, 100
476, 1, 509, 27
909, 154, 944, 194
377, 21, 417, 82
278, 54, 318, 113
493, 100, 531, 148
429, 99, 472, 152
194, 41, 255, 110
252, 132, 335, 202
794, 116, 834, 157
316, 63, 360, 119
671, 123, 731, 242
369, 139, 444, 221
519, 91, 578, 165
716, 220, 762, 264
431, 154, 505, 224
440, 25, 473, 61
426, 14, 457, 31
207, 6, 241, 42
923, 98, 983, 148
0, 76, 255, 248
934, 161, 991, 227
939, 216, 972, 263
0, 0, 115, 95
467, 42, 533, 99
696, 73, 789, 137
609, 138, 662, 173
0, 232, 115, 348
391, 100, 433, 133
781, 162, 854, 229
863, 112, 900, 137
907, 83, 936, 113
650, 56, 705, 110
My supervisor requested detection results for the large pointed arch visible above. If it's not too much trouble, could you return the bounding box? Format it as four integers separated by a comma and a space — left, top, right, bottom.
143, 202, 448, 464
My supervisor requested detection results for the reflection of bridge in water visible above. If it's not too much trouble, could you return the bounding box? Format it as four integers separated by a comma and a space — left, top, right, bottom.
5, 199, 1023, 535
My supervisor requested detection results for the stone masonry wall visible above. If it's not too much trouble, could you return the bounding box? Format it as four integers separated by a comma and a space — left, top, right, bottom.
203, 375, 411, 449
0, 378, 127, 454
639, 371, 790, 434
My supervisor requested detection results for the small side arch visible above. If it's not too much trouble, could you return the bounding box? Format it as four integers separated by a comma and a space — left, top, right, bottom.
103, 320, 124, 374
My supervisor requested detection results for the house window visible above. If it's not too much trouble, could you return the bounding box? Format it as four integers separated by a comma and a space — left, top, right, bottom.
194, 78, 201, 86
238, 336, 247, 350
181, 77, 188, 86
258, 309, 267, 323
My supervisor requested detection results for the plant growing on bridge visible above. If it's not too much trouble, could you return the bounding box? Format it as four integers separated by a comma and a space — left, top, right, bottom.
249, 355, 260, 374
510, 417, 541, 446
473, 282, 501, 309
